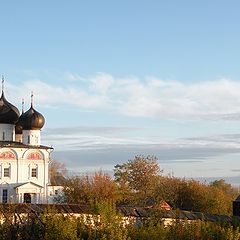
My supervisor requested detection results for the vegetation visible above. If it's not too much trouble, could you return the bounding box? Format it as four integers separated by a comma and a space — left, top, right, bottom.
0, 204, 240, 240
60, 155, 238, 215
41, 155, 240, 239
114, 155, 161, 206
63, 171, 119, 205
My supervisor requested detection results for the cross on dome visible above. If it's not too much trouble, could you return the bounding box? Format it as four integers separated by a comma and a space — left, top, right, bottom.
1, 76, 4, 94
31, 91, 34, 108
22, 98, 25, 114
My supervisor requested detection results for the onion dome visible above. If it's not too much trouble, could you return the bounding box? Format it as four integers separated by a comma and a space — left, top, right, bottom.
15, 98, 24, 134
0, 91, 20, 124
18, 105, 45, 130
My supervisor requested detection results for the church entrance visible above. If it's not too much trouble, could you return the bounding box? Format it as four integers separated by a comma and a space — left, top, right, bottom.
23, 193, 31, 203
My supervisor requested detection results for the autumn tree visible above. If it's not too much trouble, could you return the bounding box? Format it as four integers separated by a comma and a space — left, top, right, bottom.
210, 179, 238, 196
114, 155, 162, 206
155, 177, 237, 215
61, 156, 237, 215
64, 171, 119, 205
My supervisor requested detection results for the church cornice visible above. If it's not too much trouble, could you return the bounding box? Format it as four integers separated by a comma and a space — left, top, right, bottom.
0, 141, 53, 150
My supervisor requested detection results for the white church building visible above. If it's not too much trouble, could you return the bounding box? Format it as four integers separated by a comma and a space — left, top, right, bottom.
0, 80, 56, 204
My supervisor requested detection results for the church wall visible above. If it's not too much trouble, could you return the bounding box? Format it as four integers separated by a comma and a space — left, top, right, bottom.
22, 130, 41, 146
0, 124, 15, 141
0, 147, 51, 204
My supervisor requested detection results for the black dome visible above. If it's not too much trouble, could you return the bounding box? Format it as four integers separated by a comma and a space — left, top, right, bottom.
18, 105, 45, 130
0, 92, 20, 124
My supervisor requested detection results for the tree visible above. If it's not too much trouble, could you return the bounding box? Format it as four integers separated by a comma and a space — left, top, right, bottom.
155, 177, 236, 215
114, 155, 162, 206
49, 160, 67, 185
210, 179, 237, 196
64, 171, 119, 205
63, 175, 91, 204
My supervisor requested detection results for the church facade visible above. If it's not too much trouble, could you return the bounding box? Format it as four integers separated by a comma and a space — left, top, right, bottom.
0, 82, 53, 204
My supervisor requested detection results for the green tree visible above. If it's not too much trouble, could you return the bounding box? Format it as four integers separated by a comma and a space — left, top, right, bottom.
114, 155, 162, 206
155, 176, 236, 215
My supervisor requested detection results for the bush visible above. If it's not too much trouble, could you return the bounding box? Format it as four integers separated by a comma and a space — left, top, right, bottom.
0, 204, 239, 239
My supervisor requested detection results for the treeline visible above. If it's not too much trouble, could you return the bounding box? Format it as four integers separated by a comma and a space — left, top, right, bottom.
55, 155, 239, 215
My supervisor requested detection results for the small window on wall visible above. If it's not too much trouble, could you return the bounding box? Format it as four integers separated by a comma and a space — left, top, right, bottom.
2, 132, 5, 141
4, 167, 10, 177
31, 168, 37, 178
2, 189, 7, 203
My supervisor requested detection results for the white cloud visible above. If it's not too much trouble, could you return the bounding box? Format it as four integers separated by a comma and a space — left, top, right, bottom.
89, 73, 114, 94
7, 79, 109, 109
6, 73, 240, 120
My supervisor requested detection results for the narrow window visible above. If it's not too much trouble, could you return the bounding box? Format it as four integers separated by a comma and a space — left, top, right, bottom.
31, 168, 37, 178
2, 189, 7, 203
2, 132, 5, 141
55, 190, 58, 195
28, 136, 30, 144
3, 167, 10, 177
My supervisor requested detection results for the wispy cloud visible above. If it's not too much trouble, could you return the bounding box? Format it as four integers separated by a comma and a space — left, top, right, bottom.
51, 141, 240, 177
42, 125, 240, 178
6, 73, 240, 121
7, 79, 109, 109
43, 125, 152, 151
43, 125, 240, 153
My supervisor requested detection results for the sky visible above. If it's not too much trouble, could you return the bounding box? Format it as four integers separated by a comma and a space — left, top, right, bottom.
1, 1, 240, 183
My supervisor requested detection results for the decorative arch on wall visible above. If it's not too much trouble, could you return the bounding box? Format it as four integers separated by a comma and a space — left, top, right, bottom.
25, 151, 44, 160
0, 150, 17, 160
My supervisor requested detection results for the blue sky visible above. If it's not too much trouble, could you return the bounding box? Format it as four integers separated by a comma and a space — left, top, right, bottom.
1, 1, 240, 182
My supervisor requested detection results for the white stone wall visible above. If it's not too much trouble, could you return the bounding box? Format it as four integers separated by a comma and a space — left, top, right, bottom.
0, 124, 15, 141
22, 130, 41, 146
47, 185, 64, 203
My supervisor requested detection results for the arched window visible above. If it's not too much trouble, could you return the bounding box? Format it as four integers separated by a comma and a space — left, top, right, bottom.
3, 166, 10, 177
31, 167, 37, 178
